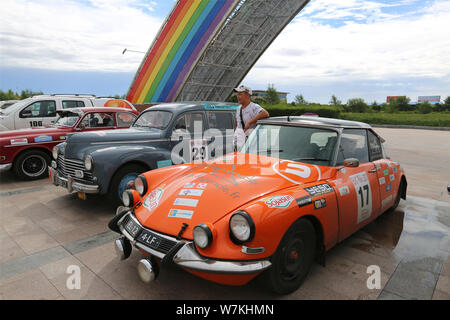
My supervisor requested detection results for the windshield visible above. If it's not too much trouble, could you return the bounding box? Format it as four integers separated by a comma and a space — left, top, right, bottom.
242, 124, 339, 166
133, 110, 172, 129
54, 113, 80, 127
0, 98, 31, 115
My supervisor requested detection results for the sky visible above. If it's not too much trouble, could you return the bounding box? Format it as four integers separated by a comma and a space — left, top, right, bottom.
1, 0, 449, 104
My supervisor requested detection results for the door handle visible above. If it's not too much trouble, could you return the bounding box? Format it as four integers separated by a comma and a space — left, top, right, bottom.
368, 168, 378, 173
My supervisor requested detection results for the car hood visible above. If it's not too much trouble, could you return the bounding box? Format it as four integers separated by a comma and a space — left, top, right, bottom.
0, 126, 69, 144
136, 153, 336, 237
66, 128, 162, 145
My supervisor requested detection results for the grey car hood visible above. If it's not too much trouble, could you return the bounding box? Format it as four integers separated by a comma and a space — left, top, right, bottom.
66, 128, 163, 145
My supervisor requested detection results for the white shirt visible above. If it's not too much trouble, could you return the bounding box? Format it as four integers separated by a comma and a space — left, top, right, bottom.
234, 102, 264, 150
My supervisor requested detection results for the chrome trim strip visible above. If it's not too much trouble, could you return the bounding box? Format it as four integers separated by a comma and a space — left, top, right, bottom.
49, 166, 99, 193
5, 140, 64, 148
90, 139, 169, 145
0, 163, 12, 172
173, 242, 272, 274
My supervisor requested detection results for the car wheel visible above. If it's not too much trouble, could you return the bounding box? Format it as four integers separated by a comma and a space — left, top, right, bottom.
109, 164, 148, 205
264, 219, 316, 295
13, 149, 51, 180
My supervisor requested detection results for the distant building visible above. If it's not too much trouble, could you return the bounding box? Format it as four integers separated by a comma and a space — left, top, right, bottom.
252, 90, 289, 103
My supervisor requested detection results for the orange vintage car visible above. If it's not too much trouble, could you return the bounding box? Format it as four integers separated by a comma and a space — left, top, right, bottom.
108, 116, 407, 294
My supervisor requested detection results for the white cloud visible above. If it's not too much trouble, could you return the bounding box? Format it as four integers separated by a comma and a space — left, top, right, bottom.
245, 0, 450, 101
0, 0, 163, 72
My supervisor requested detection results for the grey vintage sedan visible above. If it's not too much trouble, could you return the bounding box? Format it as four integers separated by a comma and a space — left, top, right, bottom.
49, 102, 238, 203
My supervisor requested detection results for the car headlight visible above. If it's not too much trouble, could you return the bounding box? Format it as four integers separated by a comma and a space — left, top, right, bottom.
135, 175, 148, 196
122, 189, 141, 207
193, 224, 213, 249
52, 146, 58, 160
229, 211, 255, 244
84, 155, 93, 171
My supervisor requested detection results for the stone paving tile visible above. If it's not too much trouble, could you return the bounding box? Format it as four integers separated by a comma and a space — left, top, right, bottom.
35, 216, 79, 236
12, 231, 59, 255
382, 261, 440, 300
432, 290, 450, 300
39, 256, 85, 280
0, 232, 27, 264
378, 290, 407, 300
0, 268, 61, 300
47, 266, 122, 300
2, 216, 43, 237
52, 229, 92, 246
435, 274, 450, 295
74, 242, 117, 274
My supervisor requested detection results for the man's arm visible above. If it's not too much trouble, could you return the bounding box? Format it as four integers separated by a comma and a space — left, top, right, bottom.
244, 109, 269, 131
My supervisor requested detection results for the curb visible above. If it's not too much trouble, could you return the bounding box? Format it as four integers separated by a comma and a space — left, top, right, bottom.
371, 124, 450, 131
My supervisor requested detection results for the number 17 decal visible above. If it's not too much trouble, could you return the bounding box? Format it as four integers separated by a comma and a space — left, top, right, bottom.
350, 172, 372, 224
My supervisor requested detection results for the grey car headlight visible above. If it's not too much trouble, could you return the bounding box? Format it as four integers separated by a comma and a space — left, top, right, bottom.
193, 224, 213, 249
52, 146, 58, 160
84, 155, 93, 171
229, 211, 255, 244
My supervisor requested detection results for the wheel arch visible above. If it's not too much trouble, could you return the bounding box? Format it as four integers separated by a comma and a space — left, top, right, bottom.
12, 146, 52, 168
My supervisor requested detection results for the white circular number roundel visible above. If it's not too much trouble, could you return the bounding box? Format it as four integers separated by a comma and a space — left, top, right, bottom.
272, 160, 321, 184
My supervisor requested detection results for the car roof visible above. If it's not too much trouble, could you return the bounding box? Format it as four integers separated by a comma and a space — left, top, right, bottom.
57, 107, 135, 115
260, 116, 372, 129
143, 102, 239, 113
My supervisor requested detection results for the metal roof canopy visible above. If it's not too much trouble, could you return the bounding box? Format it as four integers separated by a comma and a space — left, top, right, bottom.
175, 0, 311, 102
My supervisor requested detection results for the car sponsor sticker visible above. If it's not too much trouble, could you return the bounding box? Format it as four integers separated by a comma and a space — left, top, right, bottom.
272, 160, 321, 184
314, 198, 327, 209
143, 185, 165, 211
389, 174, 395, 182
393, 166, 398, 173
296, 196, 312, 208
262, 195, 294, 208
179, 189, 204, 197
339, 185, 350, 196
60, 136, 67, 140
379, 177, 386, 185
10, 138, 28, 145
173, 198, 199, 207
386, 184, 392, 192
34, 135, 52, 143
383, 169, 389, 176
304, 183, 334, 197
350, 172, 372, 224
168, 209, 194, 219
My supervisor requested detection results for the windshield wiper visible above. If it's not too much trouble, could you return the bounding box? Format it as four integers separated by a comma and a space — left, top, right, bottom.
294, 157, 330, 162
257, 149, 284, 153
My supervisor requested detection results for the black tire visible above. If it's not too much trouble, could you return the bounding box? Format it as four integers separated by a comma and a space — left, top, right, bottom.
388, 179, 404, 213
109, 163, 148, 205
13, 149, 51, 180
264, 219, 316, 295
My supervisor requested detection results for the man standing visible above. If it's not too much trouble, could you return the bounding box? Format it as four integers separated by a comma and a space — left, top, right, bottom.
233, 85, 270, 149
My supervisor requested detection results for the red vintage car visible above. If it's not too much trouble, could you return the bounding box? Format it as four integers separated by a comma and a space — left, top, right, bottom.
0, 107, 139, 180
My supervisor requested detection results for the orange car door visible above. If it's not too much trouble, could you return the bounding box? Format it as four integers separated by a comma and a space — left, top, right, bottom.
333, 129, 381, 242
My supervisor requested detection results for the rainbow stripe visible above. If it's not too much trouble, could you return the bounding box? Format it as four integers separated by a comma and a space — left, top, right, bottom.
127, 0, 238, 104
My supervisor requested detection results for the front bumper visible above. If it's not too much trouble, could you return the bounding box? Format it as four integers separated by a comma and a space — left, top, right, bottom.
0, 163, 12, 172
115, 212, 272, 275
49, 166, 99, 194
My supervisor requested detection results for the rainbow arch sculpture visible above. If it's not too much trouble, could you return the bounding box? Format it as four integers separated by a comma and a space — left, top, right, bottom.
127, 0, 310, 104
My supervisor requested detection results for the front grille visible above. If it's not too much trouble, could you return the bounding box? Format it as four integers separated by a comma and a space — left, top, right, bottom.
56, 156, 94, 183
122, 215, 179, 255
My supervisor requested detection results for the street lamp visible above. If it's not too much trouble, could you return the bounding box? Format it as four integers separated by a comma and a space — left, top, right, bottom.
122, 48, 145, 55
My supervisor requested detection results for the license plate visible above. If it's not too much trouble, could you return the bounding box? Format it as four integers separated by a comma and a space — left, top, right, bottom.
77, 192, 86, 200
123, 218, 141, 238
136, 230, 162, 250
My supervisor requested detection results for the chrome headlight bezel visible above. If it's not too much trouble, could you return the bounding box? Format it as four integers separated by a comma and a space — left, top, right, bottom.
52, 146, 58, 160
84, 155, 93, 171
229, 211, 255, 244
122, 190, 132, 207
135, 175, 148, 196
193, 224, 213, 249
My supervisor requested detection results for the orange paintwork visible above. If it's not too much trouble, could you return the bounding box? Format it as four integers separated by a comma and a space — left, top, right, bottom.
133, 153, 405, 286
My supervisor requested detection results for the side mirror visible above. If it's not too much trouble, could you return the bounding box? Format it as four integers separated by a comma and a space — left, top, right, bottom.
343, 158, 359, 168
21, 111, 32, 118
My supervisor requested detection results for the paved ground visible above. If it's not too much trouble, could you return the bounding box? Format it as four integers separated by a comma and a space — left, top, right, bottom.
0, 127, 449, 300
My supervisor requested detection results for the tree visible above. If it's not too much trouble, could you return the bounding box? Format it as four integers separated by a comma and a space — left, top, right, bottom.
395, 96, 412, 111
329, 94, 341, 106
371, 101, 381, 112
417, 101, 433, 114
295, 94, 307, 106
444, 96, 450, 111
264, 84, 280, 105
347, 98, 368, 113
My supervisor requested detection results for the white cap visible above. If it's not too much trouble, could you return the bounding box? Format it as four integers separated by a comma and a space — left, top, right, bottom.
233, 85, 252, 95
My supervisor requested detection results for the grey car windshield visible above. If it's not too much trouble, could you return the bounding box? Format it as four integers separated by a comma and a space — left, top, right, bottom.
133, 110, 173, 129
242, 124, 338, 166
54, 113, 80, 127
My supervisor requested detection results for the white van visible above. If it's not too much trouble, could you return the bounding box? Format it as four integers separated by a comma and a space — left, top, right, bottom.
0, 95, 136, 131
